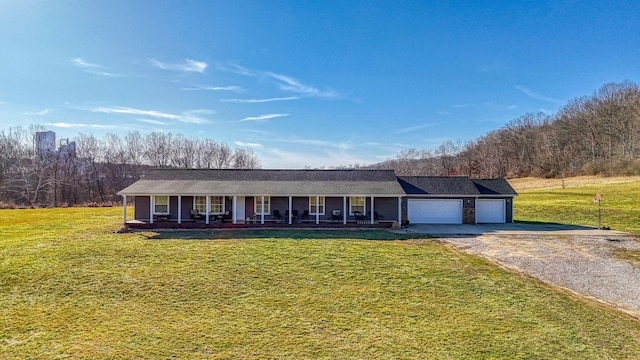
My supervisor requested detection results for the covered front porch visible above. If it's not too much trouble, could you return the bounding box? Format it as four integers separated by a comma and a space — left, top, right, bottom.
122, 194, 402, 228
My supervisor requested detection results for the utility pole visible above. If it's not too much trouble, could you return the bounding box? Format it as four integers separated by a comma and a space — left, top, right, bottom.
594, 193, 602, 229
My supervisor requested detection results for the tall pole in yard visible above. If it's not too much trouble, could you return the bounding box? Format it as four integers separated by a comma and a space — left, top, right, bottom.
598, 199, 601, 229
595, 193, 602, 229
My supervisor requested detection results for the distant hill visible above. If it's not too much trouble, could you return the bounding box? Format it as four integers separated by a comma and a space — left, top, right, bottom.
366, 81, 640, 179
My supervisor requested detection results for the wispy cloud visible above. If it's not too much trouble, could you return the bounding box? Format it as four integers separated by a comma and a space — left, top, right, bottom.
393, 123, 438, 135
71, 58, 122, 77
266, 72, 339, 98
221, 96, 299, 103
43, 122, 122, 129
91, 106, 212, 124
276, 138, 352, 150
234, 141, 263, 148
481, 102, 519, 110
515, 85, 563, 103
260, 147, 373, 169
151, 59, 207, 73
222, 64, 340, 98
181, 85, 244, 92
135, 118, 168, 125
86, 70, 122, 77
71, 58, 100, 68
240, 113, 290, 122
23, 109, 53, 116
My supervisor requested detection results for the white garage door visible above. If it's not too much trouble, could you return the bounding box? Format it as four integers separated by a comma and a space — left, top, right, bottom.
408, 199, 462, 224
476, 199, 506, 223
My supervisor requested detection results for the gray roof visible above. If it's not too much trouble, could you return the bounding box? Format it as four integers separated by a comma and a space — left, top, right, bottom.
398, 176, 517, 196
117, 169, 517, 197
472, 179, 518, 196
117, 169, 406, 196
398, 176, 481, 195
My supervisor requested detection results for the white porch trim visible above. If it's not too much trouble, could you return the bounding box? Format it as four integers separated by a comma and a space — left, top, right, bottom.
288, 196, 293, 225
122, 195, 127, 225
149, 196, 154, 224
315, 196, 320, 224
177, 195, 182, 224
233, 196, 237, 224
343, 196, 347, 224
261, 196, 265, 224
206, 195, 210, 224
370, 196, 375, 224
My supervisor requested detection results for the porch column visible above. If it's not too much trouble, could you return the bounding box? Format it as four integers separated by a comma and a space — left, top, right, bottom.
177, 196, 182, 224
206, 195, 210, 224
261, 196, 265, 224
316, 196, 320, 224
288, 196, 293, 225
149, 196, 154, 224
233, 196, 237, 224
370, 196, 375, 224
122, 196, 127, 225
398, 196, 402, 225
343, 196, 347, 224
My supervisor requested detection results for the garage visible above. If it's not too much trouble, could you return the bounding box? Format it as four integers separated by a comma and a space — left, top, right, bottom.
408, 199, 462, 224
476, 199, 506, 223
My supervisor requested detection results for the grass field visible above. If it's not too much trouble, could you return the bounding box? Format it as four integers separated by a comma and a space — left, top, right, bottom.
1, 207, 640, 358
512, 176, 640, 234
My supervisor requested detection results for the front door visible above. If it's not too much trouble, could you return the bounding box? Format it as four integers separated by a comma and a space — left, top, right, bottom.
234, 196, 245, 223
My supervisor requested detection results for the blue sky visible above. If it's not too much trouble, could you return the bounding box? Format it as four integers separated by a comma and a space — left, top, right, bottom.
1, 0, 639, 168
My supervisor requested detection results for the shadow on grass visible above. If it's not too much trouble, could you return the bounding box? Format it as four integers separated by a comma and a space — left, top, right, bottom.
141, 229, 429, 241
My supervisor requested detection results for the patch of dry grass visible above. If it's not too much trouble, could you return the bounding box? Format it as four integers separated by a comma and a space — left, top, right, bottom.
613, 248, 640, 267
509, 175, 640, 191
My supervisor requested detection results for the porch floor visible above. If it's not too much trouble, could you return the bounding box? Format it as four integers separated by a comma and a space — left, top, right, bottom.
125, 220, 392, 230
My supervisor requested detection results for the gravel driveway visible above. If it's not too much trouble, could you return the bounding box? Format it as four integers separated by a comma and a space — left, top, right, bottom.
439, 234, 640, 318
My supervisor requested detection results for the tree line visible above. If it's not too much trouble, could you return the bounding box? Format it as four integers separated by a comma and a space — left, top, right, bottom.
373, 81, 640, 178
0, 127, 261, 207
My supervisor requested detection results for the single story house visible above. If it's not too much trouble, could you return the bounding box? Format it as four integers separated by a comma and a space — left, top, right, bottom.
116, 169, 516, 228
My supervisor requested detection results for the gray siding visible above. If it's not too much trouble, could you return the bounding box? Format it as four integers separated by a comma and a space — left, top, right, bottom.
135, 196, 150, 221
374, 197, 399, 221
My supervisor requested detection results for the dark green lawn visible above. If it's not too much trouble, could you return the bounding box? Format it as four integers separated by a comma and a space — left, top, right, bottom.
1, 208, 639, 358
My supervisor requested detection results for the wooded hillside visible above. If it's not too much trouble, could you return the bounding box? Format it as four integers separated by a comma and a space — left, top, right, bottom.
0, 129, 261, 207
374, 81, 640, 178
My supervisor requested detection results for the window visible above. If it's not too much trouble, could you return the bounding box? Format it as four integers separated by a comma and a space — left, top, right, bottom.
350, 196, 365, 215
195, 196, 225, 214
254, 196, 270, 215
195, 196, 207, 213
210, 196, 224, 214
310, 196, 325, 215
154, 196, 169, 214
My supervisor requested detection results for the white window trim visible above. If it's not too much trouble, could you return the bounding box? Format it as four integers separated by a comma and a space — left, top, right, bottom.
254, 196, 271, 215
154, 195, 170, 215
309, 196, 325, 215
349, 196, 365, 215
194, 196, 225, 214
209, 196, 225, 214
194, 196, 207, 213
